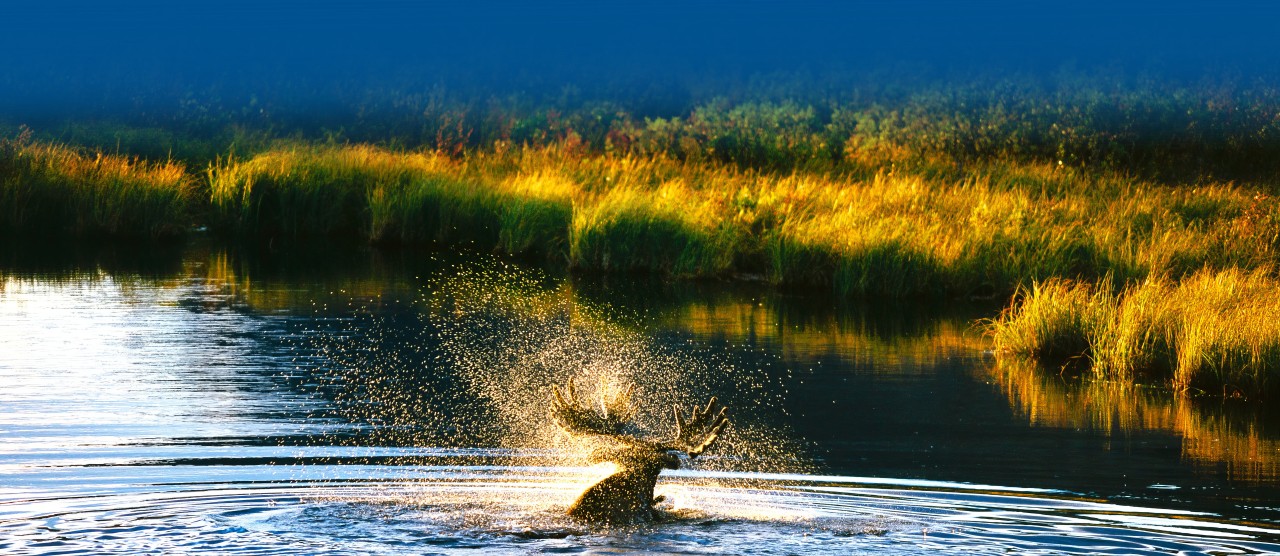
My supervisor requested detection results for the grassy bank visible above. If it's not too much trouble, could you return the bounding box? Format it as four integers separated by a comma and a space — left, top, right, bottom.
0, 130, 193, 238
989, 268, 1280, 398
5, 127, 1277, 302
205, 141, 1280, 397
205, 142, 1278, 299
207, 145, 743, 276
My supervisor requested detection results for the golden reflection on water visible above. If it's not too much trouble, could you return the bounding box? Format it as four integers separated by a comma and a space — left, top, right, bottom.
200, 249, 420, 312
662, 300, 985, 365
196, 246, 990, 370
199, 245, 1280, 485
988, 359, 1280, 483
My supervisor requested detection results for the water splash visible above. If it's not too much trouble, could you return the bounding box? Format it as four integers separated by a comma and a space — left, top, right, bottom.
304, 257, 814, 523
422, 261, 814, 473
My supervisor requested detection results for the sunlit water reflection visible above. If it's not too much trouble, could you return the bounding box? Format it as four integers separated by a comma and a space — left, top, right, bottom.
2, 243, 1278, 554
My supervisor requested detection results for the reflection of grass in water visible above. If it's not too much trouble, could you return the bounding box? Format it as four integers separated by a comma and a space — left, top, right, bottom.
0, 238, 186, 285
198, 247, 423, 313
665, 299, 986, 368
988, 358, 1280, 483
200, 239, 988, 391
1179, 403, 1280, 483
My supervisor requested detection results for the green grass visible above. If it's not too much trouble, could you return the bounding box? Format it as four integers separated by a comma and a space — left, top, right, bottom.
989, 268, 1280, 398
0, 132, 193, 238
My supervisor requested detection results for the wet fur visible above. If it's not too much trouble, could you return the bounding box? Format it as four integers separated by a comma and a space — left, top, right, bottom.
567, 439, 680, 524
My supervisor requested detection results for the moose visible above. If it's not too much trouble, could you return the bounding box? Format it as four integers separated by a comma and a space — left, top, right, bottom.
549, 380, 729, 525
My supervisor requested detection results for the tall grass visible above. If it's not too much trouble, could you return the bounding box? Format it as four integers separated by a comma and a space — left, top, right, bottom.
1, 131, 1262, 300
207, 142, 1280, 299
987, 279, 1113, 362
208, 145, 497, 242
0, 132, 192, 238
989, 268, 1280, 398
208, 145, 579, 259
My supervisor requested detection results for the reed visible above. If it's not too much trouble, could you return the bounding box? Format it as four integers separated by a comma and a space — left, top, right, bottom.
990, 268, 1280, 397
0, 134, 192, 238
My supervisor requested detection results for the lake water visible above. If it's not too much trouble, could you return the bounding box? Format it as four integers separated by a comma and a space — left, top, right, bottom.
2, 241, 1278, 554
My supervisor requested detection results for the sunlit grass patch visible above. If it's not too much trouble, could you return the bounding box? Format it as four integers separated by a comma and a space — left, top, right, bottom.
208, 144, 457, 239
988, 279, 1112, 362
0, 134, 192, 238
1165, 269, 1280, 395
990, 269, 1280, 398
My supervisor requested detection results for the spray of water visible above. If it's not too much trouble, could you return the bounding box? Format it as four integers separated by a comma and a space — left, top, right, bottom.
304, 257, 816, 526
422, 261, 812, 472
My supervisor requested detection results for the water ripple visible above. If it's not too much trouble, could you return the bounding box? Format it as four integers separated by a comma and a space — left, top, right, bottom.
2, 462, 1278, 555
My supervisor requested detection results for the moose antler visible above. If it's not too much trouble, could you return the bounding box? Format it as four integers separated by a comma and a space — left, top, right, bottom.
670, 397, 729, 457
550, 379, 636, 437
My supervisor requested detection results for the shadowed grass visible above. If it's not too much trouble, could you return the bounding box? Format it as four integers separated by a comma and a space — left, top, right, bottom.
570, 179, 740, 276
990, 269, 1280, 398
209, 145, 580, 260
0, 135, 192, 238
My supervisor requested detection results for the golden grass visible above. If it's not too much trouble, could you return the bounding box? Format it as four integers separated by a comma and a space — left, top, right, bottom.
990, 268, 1280, 397
8, 127, 1276, 305
1, 139, 192, 237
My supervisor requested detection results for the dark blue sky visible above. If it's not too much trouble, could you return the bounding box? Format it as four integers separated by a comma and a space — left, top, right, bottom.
3, 1, 1278, 109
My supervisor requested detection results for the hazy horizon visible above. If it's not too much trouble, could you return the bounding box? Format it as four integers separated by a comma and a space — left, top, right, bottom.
4, 0, 1278, 116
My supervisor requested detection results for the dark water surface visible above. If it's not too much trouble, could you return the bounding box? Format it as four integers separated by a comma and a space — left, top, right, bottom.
2, 241, 1278, 554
